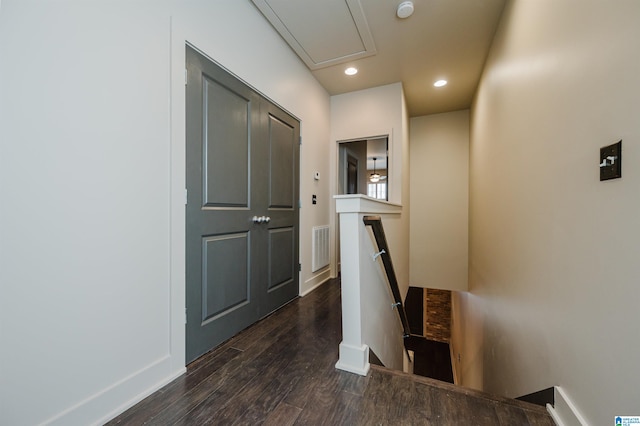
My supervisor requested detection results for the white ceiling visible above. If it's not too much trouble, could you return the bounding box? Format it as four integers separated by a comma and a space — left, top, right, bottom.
251, 0, 506, 117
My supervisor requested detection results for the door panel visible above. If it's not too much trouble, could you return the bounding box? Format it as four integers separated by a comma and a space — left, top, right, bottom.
186, 46, 261, 362
268, 227, 295, 290
202, 233, 250, 322
263, 101, 300, 313
203, 77, 250, 208
268, 114, 295, 209
186, 46, 299, 363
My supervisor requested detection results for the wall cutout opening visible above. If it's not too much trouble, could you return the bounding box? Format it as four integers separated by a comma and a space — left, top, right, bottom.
338, 136, 389, 201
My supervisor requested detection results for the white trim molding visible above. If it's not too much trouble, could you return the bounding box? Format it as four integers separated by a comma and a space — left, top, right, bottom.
547, 386, 590, 426
300, 268, 332, 297
335, 194, 402, 214
45, 357, 185, 425
335, 343, 371, 376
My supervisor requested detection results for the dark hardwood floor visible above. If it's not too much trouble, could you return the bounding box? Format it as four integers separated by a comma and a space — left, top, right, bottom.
107, 278, 553, 425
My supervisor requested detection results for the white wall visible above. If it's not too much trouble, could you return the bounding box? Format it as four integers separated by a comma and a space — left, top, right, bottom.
329, 83, 410, 297
409, 110, 469, 291
0, 1, 330, 425
468, 1, 640, 424
361, 211, 406, 370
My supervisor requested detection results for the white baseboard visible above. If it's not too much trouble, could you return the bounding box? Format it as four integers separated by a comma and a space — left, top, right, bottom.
300, 268, 331, 296
547, 386, 589, 426
449, 343, 459, 385
44, 355, 185, 426
403, 349, 414, 374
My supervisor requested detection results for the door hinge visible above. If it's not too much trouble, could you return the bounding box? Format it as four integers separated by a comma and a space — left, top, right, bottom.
185, 69, 188, 85
185, 308, 187, 324
298, 199, 302, 209
185, 189, 188, 205
299, 263, 302, 272
299, 136, 302, 145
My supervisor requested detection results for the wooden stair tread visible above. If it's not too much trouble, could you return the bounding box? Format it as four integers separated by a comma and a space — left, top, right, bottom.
370, 364, 551, 416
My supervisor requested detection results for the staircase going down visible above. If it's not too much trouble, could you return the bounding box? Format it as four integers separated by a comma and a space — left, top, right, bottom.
404, 286, 454, 383
363, 216, 455, 384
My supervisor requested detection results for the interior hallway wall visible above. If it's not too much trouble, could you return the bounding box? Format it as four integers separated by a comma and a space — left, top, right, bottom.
330, 83, 410, 369
0, 1, 330, 425
468, 1, 640, 424
330, 83, 410, 296
409, 110, 469, 292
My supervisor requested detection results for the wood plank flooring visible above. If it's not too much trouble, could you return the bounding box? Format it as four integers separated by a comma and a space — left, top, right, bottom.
107, 278, 554, 425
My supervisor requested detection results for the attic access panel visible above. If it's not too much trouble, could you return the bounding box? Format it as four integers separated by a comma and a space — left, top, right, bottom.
251, 0, 377, 70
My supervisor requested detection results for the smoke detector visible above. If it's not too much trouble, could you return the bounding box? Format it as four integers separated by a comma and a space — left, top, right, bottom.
397, 1, 414, 19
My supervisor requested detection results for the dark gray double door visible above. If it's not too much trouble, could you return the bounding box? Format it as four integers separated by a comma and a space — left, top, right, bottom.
186, 46, 299, 363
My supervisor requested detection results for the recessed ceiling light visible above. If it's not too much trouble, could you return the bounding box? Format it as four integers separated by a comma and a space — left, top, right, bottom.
345, 67, 358, 76
397, 1, 414, 19
434, 79, 448, 87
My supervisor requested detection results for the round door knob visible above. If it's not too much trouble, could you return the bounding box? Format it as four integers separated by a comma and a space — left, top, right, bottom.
252, 215, 264, 224
264, 216, 271, 223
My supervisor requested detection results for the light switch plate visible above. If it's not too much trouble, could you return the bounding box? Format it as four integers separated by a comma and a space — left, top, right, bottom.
600, 140, 622, 181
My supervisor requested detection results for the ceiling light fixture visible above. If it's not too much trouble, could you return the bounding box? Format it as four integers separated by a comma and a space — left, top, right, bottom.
397, 1, 414, 19
345, 67, 358, 76
370, 157, 381, 183
434, 79, 448, 87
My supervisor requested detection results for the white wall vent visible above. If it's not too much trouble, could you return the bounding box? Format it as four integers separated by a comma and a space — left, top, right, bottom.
312, 225, 330, 272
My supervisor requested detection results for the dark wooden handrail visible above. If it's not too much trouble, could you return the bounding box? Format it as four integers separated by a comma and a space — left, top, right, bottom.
363, 215, 412, 341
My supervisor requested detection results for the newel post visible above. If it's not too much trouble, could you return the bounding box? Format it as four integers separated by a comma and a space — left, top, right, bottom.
334, 207, 370, 375
334, 195, 402, 376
